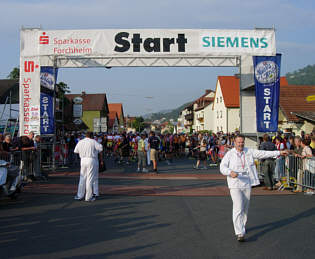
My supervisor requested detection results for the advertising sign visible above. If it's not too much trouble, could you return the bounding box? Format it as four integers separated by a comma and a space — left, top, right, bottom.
253, 54, 281, 132
19, 55, 41, 136
40, 92, 54, 134
73, 104, 83, 117
21, 29, 276, 58
20, 28, 277, 136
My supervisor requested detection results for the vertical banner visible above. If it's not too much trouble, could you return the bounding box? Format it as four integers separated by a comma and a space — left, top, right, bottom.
19, 56, 41, 136
40, 66, 58, 90
40, 67, 57, 134
253, 54, 281, 132
40, 92, 54, 134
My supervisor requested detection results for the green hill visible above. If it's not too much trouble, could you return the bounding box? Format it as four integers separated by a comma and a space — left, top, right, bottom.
286, 64, 315, 85
145, 102, 192, 121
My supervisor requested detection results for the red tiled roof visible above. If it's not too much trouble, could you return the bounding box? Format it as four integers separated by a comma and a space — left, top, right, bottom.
65, 93, 107, 111
218, 76, 240, 108
216, 76, 289, 109
280, 85, 315, 122
194, 90, 215, 111
108, 111, 118, 128
108, 103, 124, 120
280, 77, 288, 86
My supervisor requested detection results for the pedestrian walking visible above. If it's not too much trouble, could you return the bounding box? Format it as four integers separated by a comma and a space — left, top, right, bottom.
220, 134, 288, 242
74, 132, 103, 202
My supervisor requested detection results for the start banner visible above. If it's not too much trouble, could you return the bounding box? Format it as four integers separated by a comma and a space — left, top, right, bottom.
40, 92, 54, 135
21, 29, 276, 57
253, 54, 281, 132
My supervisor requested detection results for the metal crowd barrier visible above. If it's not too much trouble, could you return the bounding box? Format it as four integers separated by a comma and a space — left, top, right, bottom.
0, 151, 22, 166
284, 155, 315, 191
258, 155, 315, 191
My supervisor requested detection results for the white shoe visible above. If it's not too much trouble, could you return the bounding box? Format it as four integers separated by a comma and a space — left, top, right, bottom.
137, 168, 140, 172
9, 185, 16, 192
85, 197, 96, 202
142, 168, 148, 173
74, 195, 83, 201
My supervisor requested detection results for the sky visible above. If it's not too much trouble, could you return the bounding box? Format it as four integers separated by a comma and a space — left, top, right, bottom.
1, 0, 315, 116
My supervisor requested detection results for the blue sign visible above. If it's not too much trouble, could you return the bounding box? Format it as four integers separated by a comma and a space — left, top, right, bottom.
253, 54, 281, 132
40, 66, 58, 90
40, 92, 54, 134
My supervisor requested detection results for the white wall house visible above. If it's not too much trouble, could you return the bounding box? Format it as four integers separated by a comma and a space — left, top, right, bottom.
177, 111, 185, 133
212, 76, 240, 133
192, 90, 215, 132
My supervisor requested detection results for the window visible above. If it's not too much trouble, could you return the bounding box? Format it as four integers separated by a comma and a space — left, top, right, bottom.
220, 111, 222, 118
221, 126, 223, 131
217, 126, 219, 132
217, 97, 218, 103
220, 97, 222, 103
217, 111, 219, 118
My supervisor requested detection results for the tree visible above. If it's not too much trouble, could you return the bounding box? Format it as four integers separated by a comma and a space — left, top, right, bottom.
131, 117, 145, 132
7, 67, 20, 80
56, 81, 70, 99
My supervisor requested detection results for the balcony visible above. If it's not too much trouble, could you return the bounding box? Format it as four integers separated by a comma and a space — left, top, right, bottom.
197, 113, 204, 120
185, 113, 193, 121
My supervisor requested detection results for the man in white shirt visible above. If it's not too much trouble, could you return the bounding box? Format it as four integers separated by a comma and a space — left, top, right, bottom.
74, 132, 103, 202
220, 135, 288, 241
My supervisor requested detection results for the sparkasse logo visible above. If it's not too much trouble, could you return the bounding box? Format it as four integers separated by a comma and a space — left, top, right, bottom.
24, 61, 39, 72
39, 32, 49, 44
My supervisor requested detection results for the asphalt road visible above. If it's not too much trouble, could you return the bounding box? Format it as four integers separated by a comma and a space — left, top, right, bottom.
0, 158, 314, 259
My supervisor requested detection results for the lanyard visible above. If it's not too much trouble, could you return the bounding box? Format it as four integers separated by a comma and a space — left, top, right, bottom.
237, 151, 245, 170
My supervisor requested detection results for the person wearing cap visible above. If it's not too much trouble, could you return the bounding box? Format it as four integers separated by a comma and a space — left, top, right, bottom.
220, 134, 288, 242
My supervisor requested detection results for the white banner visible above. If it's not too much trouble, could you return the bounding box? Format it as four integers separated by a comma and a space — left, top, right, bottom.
21, 29, 276, 57
19, 55, 41, 136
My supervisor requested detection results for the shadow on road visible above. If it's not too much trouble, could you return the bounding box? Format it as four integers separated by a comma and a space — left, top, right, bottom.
246, 207, 315, 242
0, 196, 169, 258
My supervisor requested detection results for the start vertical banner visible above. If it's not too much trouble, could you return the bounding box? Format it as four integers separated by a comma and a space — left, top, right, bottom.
40, 66, 57, 134
40, 92, 54, 134
253, 54, 281, 132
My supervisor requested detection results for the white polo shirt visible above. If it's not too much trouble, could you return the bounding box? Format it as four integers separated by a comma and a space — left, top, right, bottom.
74, 138, 103, 159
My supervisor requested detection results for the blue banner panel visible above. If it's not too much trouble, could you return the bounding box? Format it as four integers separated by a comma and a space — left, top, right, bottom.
253, 54, 281, 132
40, 66, 58, 90
40, 92, 54, 134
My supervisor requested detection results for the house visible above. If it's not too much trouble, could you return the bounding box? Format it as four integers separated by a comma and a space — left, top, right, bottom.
0, 80, 19, 129
108, 111, 119, 133
0, 79, 19, 104
65, 92, 109, 133
182, 103, 194, 133
108, 103, 125, 133
278, 84, 315, 134
125, 116, 137, 133
212, 76, 240, 133
193, 90, 215, 132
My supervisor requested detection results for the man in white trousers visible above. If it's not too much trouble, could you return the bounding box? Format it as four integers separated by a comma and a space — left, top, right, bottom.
74, 132, 103, 202
220, 135, 288, 241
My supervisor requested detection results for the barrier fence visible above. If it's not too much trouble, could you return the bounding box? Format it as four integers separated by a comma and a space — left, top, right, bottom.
258, 155, 315, 191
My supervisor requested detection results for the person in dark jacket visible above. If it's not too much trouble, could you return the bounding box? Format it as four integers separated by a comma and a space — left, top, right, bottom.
259, 134, 277, 190
119, 135, 130, 165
